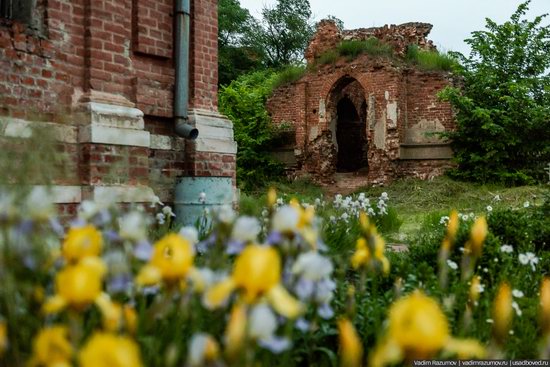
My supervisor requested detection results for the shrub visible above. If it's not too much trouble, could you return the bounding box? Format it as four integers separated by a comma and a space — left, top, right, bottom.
219, 70, 284, 191
438, 1, 550, 185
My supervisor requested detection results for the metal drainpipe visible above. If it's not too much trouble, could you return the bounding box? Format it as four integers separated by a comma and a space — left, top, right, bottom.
174, 0, 199, 139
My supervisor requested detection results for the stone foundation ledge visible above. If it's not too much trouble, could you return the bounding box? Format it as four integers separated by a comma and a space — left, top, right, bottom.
18, 185, 158, 204
399, 143, 453, 160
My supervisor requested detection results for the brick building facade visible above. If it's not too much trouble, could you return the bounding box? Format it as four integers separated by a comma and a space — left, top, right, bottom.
0, 0, 236, 216
267, 20, 456, 189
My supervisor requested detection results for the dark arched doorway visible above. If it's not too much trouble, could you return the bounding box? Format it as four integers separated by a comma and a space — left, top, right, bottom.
336, 96, 367, 172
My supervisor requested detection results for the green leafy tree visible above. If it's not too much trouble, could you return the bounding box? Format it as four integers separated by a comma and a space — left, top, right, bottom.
218, 0, 263, 85
219, 70, 283, 190
440, 0, 550, 184
254, 0, 315, 67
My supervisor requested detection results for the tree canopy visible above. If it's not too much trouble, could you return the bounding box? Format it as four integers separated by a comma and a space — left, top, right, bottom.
254, 0, 315, 68
440, 0, 550, 184
218, 0, 315, 84
218, 0, 263, 86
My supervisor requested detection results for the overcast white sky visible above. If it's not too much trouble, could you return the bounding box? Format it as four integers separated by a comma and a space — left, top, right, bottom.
238, 0, 549, 55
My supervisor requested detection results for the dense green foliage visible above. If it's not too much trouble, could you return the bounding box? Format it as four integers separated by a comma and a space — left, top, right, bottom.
439, 1, 550, 185
406, 45, 458, 72
218, 70, 284, 190
218, 0, 315, 85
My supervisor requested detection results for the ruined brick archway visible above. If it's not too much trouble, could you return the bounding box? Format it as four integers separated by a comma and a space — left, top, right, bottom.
266, 20, 458, 186
325, 76, 368, 173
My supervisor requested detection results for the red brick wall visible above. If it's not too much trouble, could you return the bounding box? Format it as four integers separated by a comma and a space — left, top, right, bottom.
0, 1, 82, 120
1, 0, 229, 205
1, 0, 220, 118
80, 144, 150, 185
189, 0, 218, 111
134, 0, 173, 58
404, 70, 455, 131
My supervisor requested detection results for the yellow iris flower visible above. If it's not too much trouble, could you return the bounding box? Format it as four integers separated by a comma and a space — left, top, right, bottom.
447, 210, 459, 242
371, 291, 485, 366
351, 238, 370, 269
388, 291, 450, 359
224, 303, 248, 360
493, 282, 512, 343
62, 225, 103, 263
289, 199, 315, 229
28, 326, 73, 367
78, 332, 143, 367
136, 233, 195, 286
43, 257, 107, 314
351, 223, 390, 275
338, 318, 363, 367
205, 245, 303, 318
267, 187, 277, 207
124, 305, 138, 335
0, 321, 6, 358
540, 277, 550, 334
465, 216, 487, 258
469, 275, 482, 305
288, 199, 317, 247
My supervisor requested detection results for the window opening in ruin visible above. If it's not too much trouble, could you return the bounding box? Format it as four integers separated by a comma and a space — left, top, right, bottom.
336, 96, 368, 172
0, 0, 34, 24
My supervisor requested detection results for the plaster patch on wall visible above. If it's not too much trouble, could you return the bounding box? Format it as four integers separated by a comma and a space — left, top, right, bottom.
309, 125, 319, 141
318, 99, 326, 122
404, 119, 445, 144
329, 117, 338, 150
368, 94, 376, 129
374, 111, 386, 149
386, 101, 398, 129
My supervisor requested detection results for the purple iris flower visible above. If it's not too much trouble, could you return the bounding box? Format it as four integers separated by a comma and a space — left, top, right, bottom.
134, 240, 153, 261
104, 230, 121, 242
69, 218, 87, 228
295, 318, 310, 332
317, 303, 334, 320
226, 240, 245, 255
108, 273, 133, 294
259, 337, 292, 354
16, 219, 34, 235
295, 278, 315, 300
266, 231, 283, 245
49, 218, 65, 237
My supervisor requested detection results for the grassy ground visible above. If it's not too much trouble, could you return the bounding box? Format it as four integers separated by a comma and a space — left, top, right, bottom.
240, 176, 548, 242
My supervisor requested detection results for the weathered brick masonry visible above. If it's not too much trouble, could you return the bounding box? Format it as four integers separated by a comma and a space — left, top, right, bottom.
267, 20, 456, 187
0, 0, 236, 217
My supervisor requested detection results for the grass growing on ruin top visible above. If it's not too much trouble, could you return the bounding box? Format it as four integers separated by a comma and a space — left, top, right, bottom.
337, 38, 394, 60
271, 65, 307, 88
314, 39, 457, 73
406, 44, 458, 72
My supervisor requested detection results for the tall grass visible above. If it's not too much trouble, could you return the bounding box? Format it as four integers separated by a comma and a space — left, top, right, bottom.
271, 65, 307, 89
337, 38, 394, 60
316, 49, 339, 65
406, 44, 457, 72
